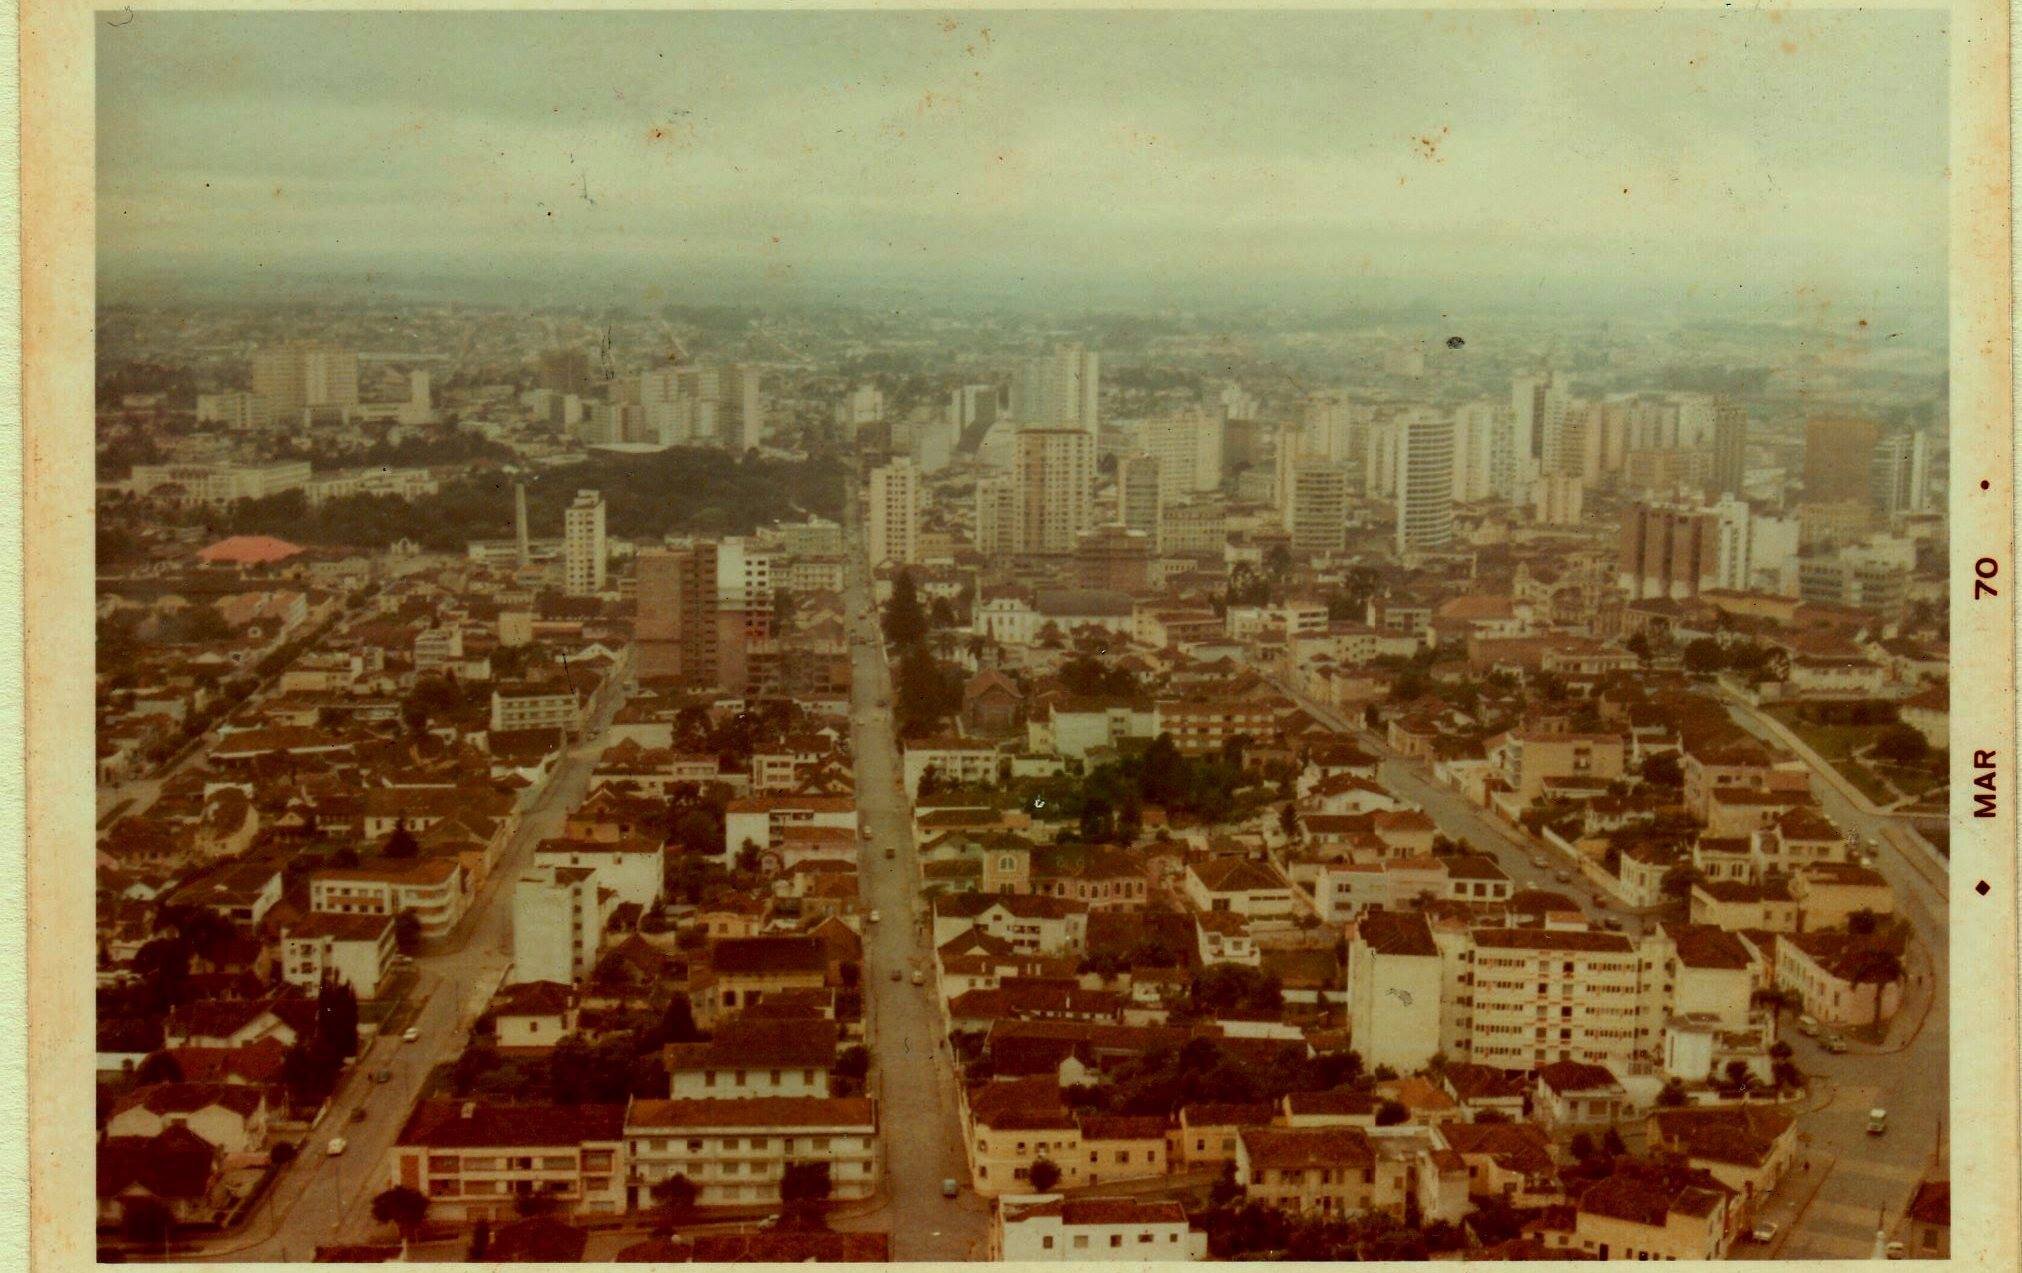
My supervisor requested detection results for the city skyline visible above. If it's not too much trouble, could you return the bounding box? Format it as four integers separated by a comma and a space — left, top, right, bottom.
100, 10, 1946, 320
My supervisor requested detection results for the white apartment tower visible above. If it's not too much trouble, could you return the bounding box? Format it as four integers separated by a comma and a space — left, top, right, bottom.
1010, 344, 1100, 431
564, 489, 608, 596
1288, 460, 1350, 556
1117, 455, 1164, 542
251, 342, 359, 418
1394, 411, 1456, 555
974, 475, 1019, 557
868, 458, 922, 566
1139, 413, 1224, 494
1013, 428, 1096, 555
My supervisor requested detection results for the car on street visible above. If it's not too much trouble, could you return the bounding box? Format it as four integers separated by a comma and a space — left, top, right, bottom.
1751, 1222, 1779, 1244
1822, 1032, 1849, 1053
889, 969, 902, 982
911, 970, 925, 986
1867, 1108, 1888, 1136
1885, 1241, 1907, 1259
868, 909, 881, 924
941, 1178, 960, 1198
1553, 869, 1571, 883
885, 847, 896, 859
326, 1137, 349, 1157
371, 1068, 393, 1083
1797, 1014, 1820, 1038
402, 1027, 420, 1043
350, 1106, 367, 1123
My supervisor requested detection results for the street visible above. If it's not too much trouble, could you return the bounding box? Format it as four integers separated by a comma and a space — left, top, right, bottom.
831, 481, 989, 1262
1276, 675, 1949, 1259
183, 694, 626, 1259
1717, 695, 1949, 1260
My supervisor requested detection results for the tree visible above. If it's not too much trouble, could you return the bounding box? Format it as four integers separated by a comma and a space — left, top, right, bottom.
1569, 1132, 1597, 1161
833, 1045, 870, 1083
134, 1050, 185, 1085
1874, 724, 1930, 766
1027, 1157, 1062, 1193
1278, 802, 1300, 841
654, 1174, 698, 1220
393, 909, 423, 955
1640, 752, 1684, 786
1625, 631, 1652, 662
467, 1218, 491, 1261
1848, 949, 1905, 1025
735, 840, 764, 874
1209, 1162, 1243, 1207
655, 996, 702, 1046
316, 975, 360, 1059
882, 570, 928, 649
1724, 1059, 1757, 1092
1602, 1127, 1627, 1156
1375, 1100, 1409, 1127
381, 819, 419, 859
1188, 965, 1283, 1018
1681, 639, 1727, 675
371, 1185, 431, 1238
780, 1161, 833, 1228
269, 1140, 298, 1167
121, 1196, 174, 1250
1657, 1080, 1689, 1108
1660, 863, 1700, 901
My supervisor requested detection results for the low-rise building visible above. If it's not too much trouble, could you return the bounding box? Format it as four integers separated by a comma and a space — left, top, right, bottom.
992, 1194, 1207, 1261
390, 1101, 626, 1222
622, 1096, 879, 1210
280, 912, 396, 997
309, 858, 468, 941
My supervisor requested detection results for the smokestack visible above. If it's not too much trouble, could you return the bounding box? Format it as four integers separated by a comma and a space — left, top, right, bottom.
514, 482, 530, 567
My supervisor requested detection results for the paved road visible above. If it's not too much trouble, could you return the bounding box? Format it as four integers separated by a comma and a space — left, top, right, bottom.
186, 698, 625, 1260
1716, 696, 1949, 1260
1270, 677, 1640, 935
831, 486, 987, 1262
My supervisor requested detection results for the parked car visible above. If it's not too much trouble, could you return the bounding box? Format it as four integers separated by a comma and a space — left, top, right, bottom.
1867, 1108, 1888, 1136
941, 1178, 960, 1198
911, 970, 925, 986
885, 847, 896, 860
1796, 1014, 1821, 1037
402, 1027, 420, 1043
326, 1138, 348, 1157
350, 1106, 367, 1123
1553, 869, 1572, 883
371, 1068, 393, 1084
1885, 1241, 1907, 1259
1751, 1222, 1779, 1244
1822, 1032, 1849, 1054
889, 969, 902, 982
868, 909, 881, 924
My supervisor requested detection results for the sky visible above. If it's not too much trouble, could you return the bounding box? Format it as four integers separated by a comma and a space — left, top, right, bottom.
98, 9, 1948, 316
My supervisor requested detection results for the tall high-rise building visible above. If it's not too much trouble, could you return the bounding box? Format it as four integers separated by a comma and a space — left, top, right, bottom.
563, 490, 607, 596
1450, 401, 1501, 503
251, 342, 359, 417
1139, 413, 1223, 493
1536, 382, 1580, 477
1394, 411, 1456, 555
1303, 392, 1367, 466
1870, 430, 1932, 516
1803, 417, 1882, 504
1708, 400, 1748, 497
513, 482, 530, 568
1009, 345, 1100, 431
974, 476, 1018, 557
1617, 499, 1717, 600
1532, 473, 1585, 526
1511, 373, 1553, 462
868, 458, 921, 566
635, 542, 719, 686
721, 363, 766, 451
1013, 428, 1096, 555
1117, 455, 1163, 542
1288, 460, 1350, 556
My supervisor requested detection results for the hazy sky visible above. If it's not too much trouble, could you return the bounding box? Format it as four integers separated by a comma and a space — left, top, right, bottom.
99, 9, 1947, 312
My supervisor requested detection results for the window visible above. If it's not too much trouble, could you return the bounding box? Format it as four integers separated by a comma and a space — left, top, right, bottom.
770, 1070, 783, 1085
1138, 1234, 1154, 1244
1110, 1235, 1123, 1248
704, 1072, 717, 1088
1042, 1237, 1054, 1250
1072, 1236, 1089, 1250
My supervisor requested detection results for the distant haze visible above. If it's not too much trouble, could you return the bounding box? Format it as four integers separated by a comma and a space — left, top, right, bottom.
99, 10, 1947, 320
